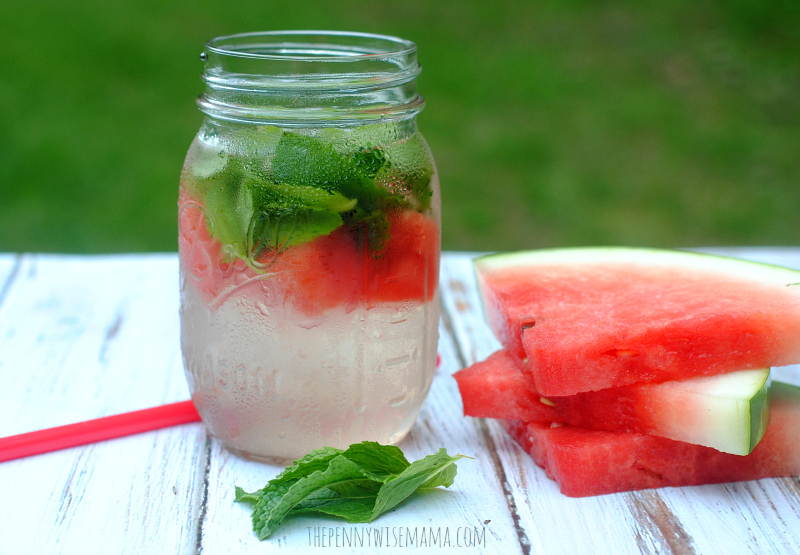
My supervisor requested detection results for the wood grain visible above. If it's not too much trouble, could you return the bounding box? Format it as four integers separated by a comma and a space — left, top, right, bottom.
0, 251, 798, 554
0, 255, 205, 554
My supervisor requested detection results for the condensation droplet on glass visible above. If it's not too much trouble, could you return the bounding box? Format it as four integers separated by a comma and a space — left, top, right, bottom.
235, 365, 248, 390
256, 301, 270, 317
200, 52, 207, 61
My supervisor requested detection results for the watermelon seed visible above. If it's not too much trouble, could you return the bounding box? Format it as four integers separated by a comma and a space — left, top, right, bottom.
634, 465, 663, 481
521, 320, 536, 330
540, 396, 556, 407
550, 422, 563, 428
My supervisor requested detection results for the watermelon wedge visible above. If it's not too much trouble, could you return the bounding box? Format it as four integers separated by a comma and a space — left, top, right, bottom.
501, 381, 800, 497
475, 248, 800, 396
454, 350, 771, 455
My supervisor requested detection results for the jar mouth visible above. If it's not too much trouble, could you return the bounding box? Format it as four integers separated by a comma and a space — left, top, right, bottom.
206, 31, 417, 63
198, 31, 425, 125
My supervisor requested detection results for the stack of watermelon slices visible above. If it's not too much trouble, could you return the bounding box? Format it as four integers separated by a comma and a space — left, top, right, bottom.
454, 248, 800, 497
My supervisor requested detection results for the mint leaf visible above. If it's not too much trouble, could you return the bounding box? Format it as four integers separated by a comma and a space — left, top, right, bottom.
341, 441, 410, 480
254, 455, 381, 539
234, 486, 262, 506
378, 133, 434, 211
291, 478, 383, 522
272, 133, 411, 254
252, 181, 357, 214
247, 205, 343, 255
194, 153, 358, 260
244, 447, 344, 536
370, 449, 466, 519
193, 157, 252, 260
193, 132, 419, 261
235, 443, 467, 540
246, 180, 356, 254
351, 147, 389, 178
269, 446, 345, 486
272, 133, 384, 200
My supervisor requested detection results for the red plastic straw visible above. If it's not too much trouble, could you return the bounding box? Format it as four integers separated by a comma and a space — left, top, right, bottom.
0, 400, 201, 463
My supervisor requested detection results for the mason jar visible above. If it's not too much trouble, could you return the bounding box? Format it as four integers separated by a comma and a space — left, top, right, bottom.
178, 31, 440, 464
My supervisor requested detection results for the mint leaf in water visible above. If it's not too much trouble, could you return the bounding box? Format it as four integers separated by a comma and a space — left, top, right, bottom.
195, 154, 357, 260
194, 132, 419, 261
235, 442, 468, 540
351, 147, 389, 178
378, 132, 435, 211
272, 133, 412, 254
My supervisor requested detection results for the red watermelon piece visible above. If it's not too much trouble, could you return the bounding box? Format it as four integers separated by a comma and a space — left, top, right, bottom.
454, 349, 771, 455
454, 350, 552, 422
475, 248, 800, 396
178, 194, 439, 315
500, 382, 800, 497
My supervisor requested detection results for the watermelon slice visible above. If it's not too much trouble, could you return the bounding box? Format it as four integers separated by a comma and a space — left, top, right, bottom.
475, 248, 800, 396
454, 349, 771, 455
501, 381, 800, 497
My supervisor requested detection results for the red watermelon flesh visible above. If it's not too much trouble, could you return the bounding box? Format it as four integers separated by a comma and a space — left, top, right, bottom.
454, 350, 553, 422
500, 381, 800, 497
454, 349, 771, 455
179, 193, 439, 316
475, 248, 800, 396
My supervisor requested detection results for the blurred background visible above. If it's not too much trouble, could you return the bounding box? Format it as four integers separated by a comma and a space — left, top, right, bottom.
1, 0, 799, 253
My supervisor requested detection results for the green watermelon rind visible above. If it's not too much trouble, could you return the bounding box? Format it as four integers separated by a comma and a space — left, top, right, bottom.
747, 372, 771, 454
474, 247, 800, 287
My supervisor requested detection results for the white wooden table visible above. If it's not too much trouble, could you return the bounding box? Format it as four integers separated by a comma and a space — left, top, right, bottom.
1, 249, 799, 555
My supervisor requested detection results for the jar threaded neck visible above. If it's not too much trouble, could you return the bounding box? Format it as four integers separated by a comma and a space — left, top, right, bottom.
197, 31, 425, 125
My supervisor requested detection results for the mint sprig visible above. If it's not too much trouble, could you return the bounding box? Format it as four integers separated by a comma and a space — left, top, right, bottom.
235, 442, 468, 540
191, 130, 433, 263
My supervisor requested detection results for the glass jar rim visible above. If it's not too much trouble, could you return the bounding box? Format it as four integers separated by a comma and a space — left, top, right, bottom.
198, 30, 425, 125
205, 30, 417, 64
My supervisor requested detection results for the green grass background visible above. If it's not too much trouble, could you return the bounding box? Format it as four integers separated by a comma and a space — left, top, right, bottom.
1, 0, 799, 253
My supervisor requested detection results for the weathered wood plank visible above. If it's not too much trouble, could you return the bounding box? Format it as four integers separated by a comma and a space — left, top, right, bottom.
0, 254, 22, 308
197, 313, 520, 554
1, 250, 799, 554
0, 254, 206, 555
439, 250, 800, 555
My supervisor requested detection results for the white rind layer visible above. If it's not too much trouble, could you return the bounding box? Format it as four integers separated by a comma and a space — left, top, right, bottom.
648, 368, 771, 456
